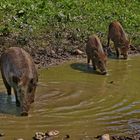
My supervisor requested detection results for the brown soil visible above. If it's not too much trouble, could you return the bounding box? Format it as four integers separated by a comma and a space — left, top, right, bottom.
0, 32, 139, 69
0, 31, 87, 68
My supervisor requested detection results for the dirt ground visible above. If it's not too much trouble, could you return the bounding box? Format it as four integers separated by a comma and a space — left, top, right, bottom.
0, 32, 139, 70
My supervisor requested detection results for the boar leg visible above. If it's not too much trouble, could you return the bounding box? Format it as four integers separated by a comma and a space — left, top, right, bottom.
92, 59, 96, 71
14, 87, 28, 116
107, 36, 110, 47
106, 36, 113, 56
87, 57, 90, 68
30, 89, 35, 104
13, 88, 20, 107
1, 74, 11, 95
20, 91, 29, 116
115, 45, 119, 59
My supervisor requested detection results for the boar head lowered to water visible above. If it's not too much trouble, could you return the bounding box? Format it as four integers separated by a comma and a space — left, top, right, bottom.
86, 35, 107, 75
107, 21, 130, 59
0, 47, 38, 116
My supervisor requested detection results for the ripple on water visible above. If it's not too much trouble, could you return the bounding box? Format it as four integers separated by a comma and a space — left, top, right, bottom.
1, 57, 140, 139
34, 87, 97, 116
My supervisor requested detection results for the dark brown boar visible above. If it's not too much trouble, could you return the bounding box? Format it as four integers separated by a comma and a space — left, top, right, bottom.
107, 21, 130, 59
86, 35, 107, 75
0, 47, 38, 116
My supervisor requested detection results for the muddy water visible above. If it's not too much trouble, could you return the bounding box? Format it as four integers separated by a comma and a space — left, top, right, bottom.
1, 56, 140, 140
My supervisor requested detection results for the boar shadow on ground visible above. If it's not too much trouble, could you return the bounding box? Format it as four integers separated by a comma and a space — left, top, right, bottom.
0, 92, 21, 116
70, 63, 102, 75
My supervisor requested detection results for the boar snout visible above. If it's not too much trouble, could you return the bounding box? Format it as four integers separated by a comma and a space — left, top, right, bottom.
21, 105, 29, 116
123, 55, 128, 59
121, 47, 128, 59
101, 71, 107, 75
21, 112, 28, 116
0, 47, 38, 116
121, 52, 128, 59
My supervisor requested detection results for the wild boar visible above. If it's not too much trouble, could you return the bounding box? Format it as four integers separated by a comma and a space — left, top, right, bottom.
86, 35, 107, 75
107, 21, 130, 59
0, 47, 38, 116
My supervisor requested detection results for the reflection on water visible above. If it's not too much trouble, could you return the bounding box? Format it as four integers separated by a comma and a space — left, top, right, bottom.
0, 93, 20, 116
1, 56, 140, 139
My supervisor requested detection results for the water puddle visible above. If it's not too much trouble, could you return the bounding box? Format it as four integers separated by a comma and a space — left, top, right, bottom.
1, 56, 140, 139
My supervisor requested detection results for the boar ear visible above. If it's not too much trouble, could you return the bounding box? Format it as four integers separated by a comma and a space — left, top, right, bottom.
94, 37, 99, 47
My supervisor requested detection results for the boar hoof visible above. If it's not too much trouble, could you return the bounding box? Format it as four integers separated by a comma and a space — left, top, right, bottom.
93, 67, 96, 71
102, 71, 107, 75
123, 56, 127, 60
16, 100, 20, 107
21, 112, 28, 116
87, 65, 90, 69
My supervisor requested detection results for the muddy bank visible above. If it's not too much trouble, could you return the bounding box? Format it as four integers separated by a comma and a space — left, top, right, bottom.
0, 31, 139, 69
0, 29, 87, 68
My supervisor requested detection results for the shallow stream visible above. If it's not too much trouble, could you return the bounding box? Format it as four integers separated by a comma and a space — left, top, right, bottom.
1, 56, 140, 140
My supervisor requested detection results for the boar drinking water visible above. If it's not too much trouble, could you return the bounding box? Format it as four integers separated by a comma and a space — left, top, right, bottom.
107, 21, 130, 59
0, 47, 38, 116
86, 35, 107, 75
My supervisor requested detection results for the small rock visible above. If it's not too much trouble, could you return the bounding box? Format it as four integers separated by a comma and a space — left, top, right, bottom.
130, 45, 137, 51
112, 135, 134, 140
0, 133, 5, 137
63, 134, 70, 139
109, 81, 114, 84
33, 130, 59, 140
51, 50, 55, 55
95, 134, 110, 140
46, 130, 59, 136
74, 49, 84, 55
33, 132, 46, 140
100, 134, 110, 140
